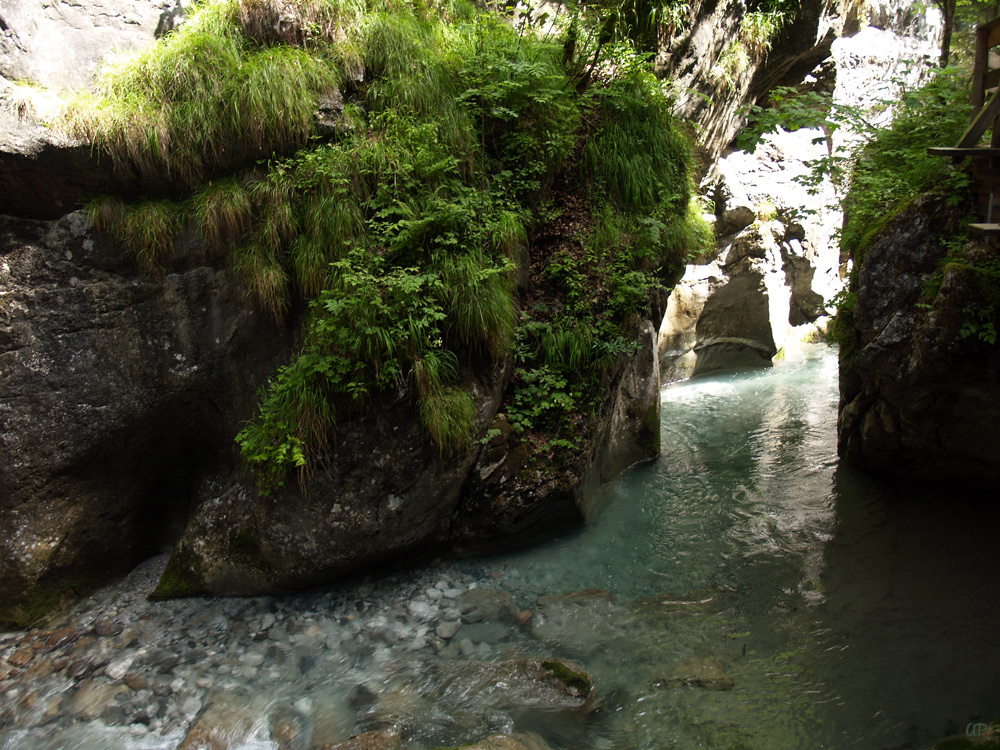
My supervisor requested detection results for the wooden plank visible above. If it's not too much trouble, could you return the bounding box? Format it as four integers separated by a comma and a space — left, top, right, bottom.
958, 87, 1000, 147
969, 223, 1000, 236
927, 146, 1000, 157
984, 68, 1000, 91
985, 19, 1000, 49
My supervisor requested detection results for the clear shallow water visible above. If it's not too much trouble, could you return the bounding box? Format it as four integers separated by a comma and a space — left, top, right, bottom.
3, 344, 999, 749
467, 344, 1000, 748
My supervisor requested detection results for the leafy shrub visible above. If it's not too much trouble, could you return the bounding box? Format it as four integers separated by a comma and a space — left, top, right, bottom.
841, 68, 971, 263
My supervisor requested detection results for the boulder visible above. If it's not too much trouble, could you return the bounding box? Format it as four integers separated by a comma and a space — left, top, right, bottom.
658, 221, 794, 381
178, 693, 259, 750
368, 658, 597, 738
0, 212, 291, 626
152, 357, 508, 598
452, 320, 661, 553
837, 193, 1000, 485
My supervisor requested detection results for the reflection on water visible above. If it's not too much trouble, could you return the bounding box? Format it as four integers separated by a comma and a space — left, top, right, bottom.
484, 344, 1000, 748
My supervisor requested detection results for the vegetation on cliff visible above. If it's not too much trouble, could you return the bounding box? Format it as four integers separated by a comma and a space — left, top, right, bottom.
832, 66, 1000, 358
74, 0, 709, 493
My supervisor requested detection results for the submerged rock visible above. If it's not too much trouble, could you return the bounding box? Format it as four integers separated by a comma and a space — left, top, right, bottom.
440, 733, 552, 750
321, 730, 402, 750
656, 655, 735, 691
530, 589, 632, 654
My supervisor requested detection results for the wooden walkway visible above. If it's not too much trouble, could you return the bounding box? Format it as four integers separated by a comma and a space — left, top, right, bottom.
928, 16, 1000, 236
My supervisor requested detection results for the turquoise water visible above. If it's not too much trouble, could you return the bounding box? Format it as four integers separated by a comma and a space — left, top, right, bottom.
476, 344, 1000, 748
3, 344, 998, 749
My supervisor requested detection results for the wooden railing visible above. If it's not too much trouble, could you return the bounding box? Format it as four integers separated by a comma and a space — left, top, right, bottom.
928, 16, 1000, 235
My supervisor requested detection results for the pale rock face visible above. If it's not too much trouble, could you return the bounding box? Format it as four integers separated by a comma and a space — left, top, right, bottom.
660, 1, 941, 383
658, 219, 817, 381
0, 0, 191, 92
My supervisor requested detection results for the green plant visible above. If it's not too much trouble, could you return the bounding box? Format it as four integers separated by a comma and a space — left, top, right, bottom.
63, 0, 339, 187
840, 67, 971, 264
81, 0, 704, 491
87, 196, 184, 273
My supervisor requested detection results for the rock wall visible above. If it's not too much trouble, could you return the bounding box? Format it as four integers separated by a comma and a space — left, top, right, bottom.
0, 213, 291, 624
837, 194, 1000, 486
661, 0, 846, 161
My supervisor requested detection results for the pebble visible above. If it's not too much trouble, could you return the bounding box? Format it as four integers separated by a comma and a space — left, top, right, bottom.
0, 553, 589, 749
95, 618, 124, 637
436, 621, 461, 640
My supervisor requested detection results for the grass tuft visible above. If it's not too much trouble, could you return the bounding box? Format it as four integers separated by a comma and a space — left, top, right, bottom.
194, 177, 254, 250
88, 196, 184, 273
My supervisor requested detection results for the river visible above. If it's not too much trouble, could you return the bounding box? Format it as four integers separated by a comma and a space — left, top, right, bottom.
2, 343, 998, 749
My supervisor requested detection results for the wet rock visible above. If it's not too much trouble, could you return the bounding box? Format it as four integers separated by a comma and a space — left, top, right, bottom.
457, 589, 516, 624
8, 644, 34, 668
438, 658, 597, 712
270, 706, 311, 750
94, 618, 124, 638
454, 622, 514, 645
123, 672, 148, 691
320, 730, 402, 750
68, 679, 129, 720
436, 620, 462, 640
178, 694, 257, 750
456, 733, 552, 750
44, 626, 81, 650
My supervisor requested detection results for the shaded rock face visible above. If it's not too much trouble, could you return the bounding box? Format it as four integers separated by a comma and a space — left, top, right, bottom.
838, 194, 1000, 485
156, 361, 507, 597
160, 321, 662, 597
658, 217, 823, 381
0, 213, 290, 624
661, 0, 845, 160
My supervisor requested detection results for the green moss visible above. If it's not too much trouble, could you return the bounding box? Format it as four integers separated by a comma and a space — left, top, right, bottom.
149, 545, 208, 601
0, 573, 103, 630
542, 659, 593, 695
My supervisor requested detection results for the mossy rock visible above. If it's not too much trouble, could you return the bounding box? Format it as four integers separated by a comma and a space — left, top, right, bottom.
149, 545, 209, 601
541, 658, 594, 696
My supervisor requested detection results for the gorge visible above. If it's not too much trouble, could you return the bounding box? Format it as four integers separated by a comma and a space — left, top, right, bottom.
2, 0, 999, 747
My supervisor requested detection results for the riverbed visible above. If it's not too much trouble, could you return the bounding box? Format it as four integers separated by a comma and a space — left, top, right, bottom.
1, 343, 998, 749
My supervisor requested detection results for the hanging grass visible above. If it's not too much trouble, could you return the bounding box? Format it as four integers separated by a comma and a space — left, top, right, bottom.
73, 0, 705, 491
436, 249, 517, 360
63, 0, 339, 187
193, 177, 254, 250
231, 240, 290, 321
88, 196, 185, 273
